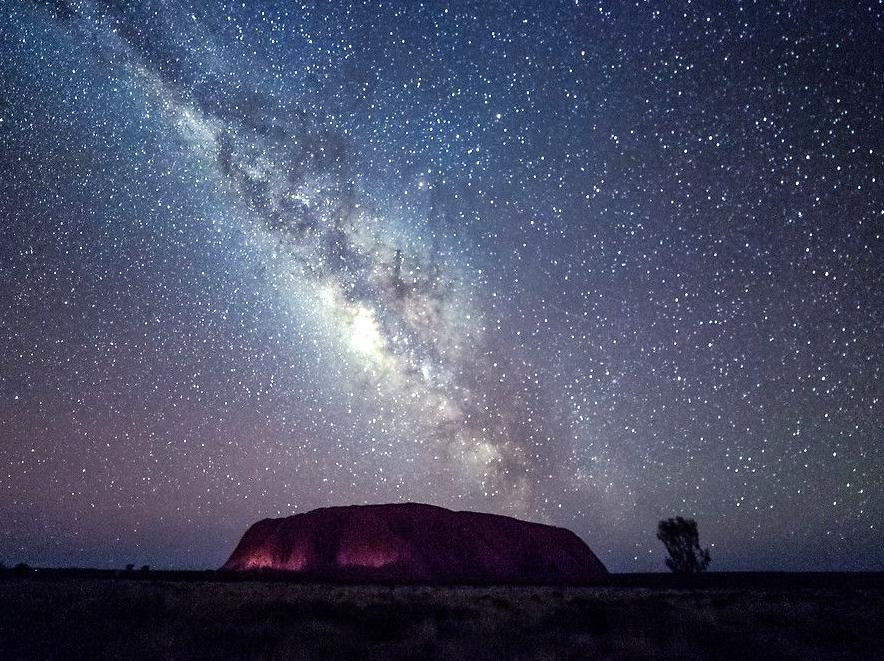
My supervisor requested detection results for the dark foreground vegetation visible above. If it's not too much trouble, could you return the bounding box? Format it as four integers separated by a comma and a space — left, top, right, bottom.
1, 571, 882, 660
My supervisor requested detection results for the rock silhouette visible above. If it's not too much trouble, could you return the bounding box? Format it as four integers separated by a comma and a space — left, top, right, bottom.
222, 503, 607, 584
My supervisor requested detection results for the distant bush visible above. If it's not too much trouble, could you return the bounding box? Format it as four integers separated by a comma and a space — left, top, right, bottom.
140, 565, 150, 573
13, 562, 31, 575
125, 564, 135, 572
657, 517, 711, 575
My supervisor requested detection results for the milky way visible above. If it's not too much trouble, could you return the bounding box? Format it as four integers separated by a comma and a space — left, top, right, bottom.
1, 1, 882, 571
90, 5, 541, 508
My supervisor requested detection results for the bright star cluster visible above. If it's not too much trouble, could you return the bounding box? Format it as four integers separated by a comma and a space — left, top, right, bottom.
0, 1, 881, 572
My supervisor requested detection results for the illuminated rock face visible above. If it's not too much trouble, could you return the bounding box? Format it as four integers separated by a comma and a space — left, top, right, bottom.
222, 503, 607, 584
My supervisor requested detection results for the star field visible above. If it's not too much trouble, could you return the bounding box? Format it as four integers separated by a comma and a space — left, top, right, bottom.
0, 1, 882, 572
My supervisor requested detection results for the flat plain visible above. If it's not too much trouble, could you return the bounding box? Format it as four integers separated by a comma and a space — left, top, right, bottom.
1, 572, 881, 660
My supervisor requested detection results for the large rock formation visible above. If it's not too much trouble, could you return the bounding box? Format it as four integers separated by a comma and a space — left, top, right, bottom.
222, 503, 607, 584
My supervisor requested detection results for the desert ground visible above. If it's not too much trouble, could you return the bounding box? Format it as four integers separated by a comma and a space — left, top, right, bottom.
1, 572, 882, 660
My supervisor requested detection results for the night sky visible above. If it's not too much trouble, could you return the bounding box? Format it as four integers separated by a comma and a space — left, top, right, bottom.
1, 1, 882, 573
